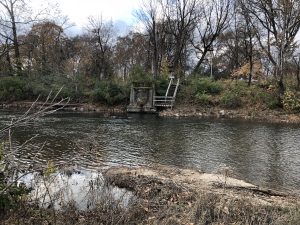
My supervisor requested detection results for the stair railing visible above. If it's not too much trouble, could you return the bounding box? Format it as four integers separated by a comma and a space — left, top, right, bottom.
165, 76, 174, 97
173, 78, 180, 98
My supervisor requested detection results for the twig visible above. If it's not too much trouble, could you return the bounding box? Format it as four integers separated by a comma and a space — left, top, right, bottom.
0, 172, 32, 195
0, 95, 70, 133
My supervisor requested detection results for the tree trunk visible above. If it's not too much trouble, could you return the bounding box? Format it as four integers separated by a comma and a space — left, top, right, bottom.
278, 77, 285, 95
248, 60, 253, 86
193, 49, 208, 74
5, 40, 13, 75
152, 20, 159, 79
11, 8, 22, 75
297, 65, 300, 90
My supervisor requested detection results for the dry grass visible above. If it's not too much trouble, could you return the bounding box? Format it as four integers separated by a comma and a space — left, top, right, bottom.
3, 189, 300, 225
2, 166, 300, 225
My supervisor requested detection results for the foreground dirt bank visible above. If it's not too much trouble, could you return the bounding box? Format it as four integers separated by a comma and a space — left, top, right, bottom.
3, 165, 300, 224
103, 165, 300, 224
104, 165, 294, 203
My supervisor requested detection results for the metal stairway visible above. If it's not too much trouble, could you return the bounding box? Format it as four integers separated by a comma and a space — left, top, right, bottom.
153, 77, 180, 109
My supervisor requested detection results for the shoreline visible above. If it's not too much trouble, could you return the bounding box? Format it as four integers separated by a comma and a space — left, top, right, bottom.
102, 165, 299, 224
1, 101, 300, 124
0, 101, 127, 115
3, 165, 299, 224
104, 165, 292, 197
159, 104, 300, 124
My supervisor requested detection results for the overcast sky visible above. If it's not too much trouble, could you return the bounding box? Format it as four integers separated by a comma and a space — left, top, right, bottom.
32, 0, 141, 35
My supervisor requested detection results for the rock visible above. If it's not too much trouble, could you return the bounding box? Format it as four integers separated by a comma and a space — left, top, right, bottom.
219, 110, 226, 117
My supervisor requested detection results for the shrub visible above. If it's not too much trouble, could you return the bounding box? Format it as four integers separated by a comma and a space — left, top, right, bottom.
192, 78, 223, 95
24, 74, 92, 102
246, 87, 278, 108
282, 90, 300, 111
129, 66, 153, 85
267, 99, 281, 109
0, 77, 27, 102
92, 81, 129, 105
256, 91, 280, 109
195, 93, 212, 106
221, 91, 242, 109
25, 81, 51, 99
0, 184, 30, 217
155, 77, 169, 96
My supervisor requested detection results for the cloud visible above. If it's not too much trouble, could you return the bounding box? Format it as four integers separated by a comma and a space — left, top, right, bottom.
31, 0, 141, 34
56, 0, 140, 27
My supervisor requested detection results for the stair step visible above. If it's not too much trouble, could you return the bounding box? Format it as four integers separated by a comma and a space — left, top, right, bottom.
156, 78, 180, 108
167, 85, 179, 96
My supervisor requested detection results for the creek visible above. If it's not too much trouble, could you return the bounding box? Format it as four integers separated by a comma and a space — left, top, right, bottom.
1, 111, 300, 194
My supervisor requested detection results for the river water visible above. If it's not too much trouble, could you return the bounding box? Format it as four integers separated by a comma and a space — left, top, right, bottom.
1, 111, 300, 193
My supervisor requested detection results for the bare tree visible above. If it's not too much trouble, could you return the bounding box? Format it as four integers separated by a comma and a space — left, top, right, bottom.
161, 0, 198, 75
0, 0, 39, 75
134, 0, 162, 78
292, 53, 300, 90
192, 0, 231, 74
113, 32, 148, 80
0, 36, 13, 75
86, 16, 114, 80
241, 0, 300, 93
0, 0, 55, 76
237, 0, 257, 85
24, 21, 68, 75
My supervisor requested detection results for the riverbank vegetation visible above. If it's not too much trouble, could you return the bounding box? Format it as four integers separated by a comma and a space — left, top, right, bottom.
1, 0, 300, 114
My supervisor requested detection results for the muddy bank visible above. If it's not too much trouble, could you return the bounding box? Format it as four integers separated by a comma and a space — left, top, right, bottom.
3, 165, 300, 224
102, 165, 300, 224
159, 104, 300, 124
104, 165, 294, 201
2, 101, 300, 124
0, 101, 127, 114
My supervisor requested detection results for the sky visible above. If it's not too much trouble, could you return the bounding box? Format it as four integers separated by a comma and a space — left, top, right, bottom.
32, 0, 141, 35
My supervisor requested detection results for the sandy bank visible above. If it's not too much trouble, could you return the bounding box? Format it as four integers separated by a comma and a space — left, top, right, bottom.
102, 165, 299, 224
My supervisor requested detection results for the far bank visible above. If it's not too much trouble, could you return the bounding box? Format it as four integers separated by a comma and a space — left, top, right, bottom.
2, 100, 300, 125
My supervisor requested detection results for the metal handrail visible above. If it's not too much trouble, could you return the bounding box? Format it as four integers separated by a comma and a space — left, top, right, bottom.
153, 77, 180, 108
173, 78, 180, 98
165, 77, 174, 97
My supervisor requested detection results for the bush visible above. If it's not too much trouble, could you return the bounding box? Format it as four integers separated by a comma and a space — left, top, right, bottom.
177, 78, 223, 105
0, 77, 27, 102
129, 66, 153, 85
155, 77, 169, 96
92, 81, 129, 105
24, 74, 92, 102
195, 93, 212, 106
0, 184, 30, 217
192, 78, 223, 95
256, 91, 280, 109
221, 91, 242, 109
282, 90, 300, 111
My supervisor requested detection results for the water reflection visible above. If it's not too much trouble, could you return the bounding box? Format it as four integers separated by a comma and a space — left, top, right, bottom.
20, 170, 132, 210
1, 111, 300, 193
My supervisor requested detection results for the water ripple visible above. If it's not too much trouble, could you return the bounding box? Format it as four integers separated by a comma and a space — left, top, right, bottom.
1, 112, 300, 193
